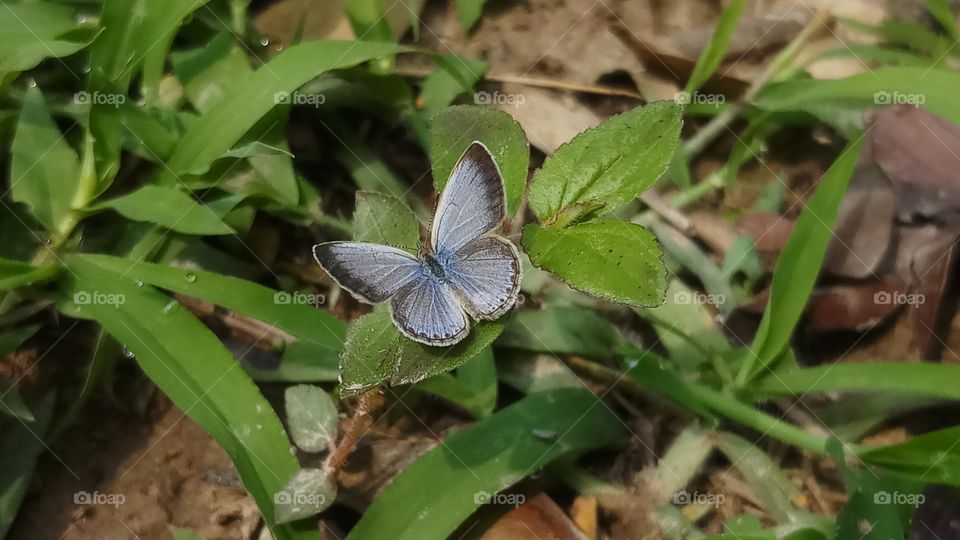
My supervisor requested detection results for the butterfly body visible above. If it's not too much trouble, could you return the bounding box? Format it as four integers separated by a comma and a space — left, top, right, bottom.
313, 142, 521, 347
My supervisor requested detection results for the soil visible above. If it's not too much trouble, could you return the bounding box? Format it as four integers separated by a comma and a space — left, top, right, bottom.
9, 393, 259, 540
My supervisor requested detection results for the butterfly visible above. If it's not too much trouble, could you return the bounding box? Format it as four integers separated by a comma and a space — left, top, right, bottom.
312, 142, 522, 347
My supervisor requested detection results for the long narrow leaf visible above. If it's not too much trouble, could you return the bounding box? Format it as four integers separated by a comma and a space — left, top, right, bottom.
347, 388, 623, 539
61, 256, 317, 540
740, 139, 861, 383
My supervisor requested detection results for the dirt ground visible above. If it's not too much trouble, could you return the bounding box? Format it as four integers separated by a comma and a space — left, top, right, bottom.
10, 394, 260, 540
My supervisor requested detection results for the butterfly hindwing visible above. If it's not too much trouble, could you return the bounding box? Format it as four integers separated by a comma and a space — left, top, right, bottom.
313, 141, 519, 348
431, 142, 507, 256
444, 235, 521, 320
312, 242, 421, 303
390, 271, 469, 346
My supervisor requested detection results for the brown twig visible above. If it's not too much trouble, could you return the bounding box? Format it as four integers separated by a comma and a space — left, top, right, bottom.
326, 389, 386, 471
393, 65, 645, 100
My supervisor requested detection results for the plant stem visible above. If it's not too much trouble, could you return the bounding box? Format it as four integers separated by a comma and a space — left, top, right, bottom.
565, 355, 862, 459
683, 10, 828, 158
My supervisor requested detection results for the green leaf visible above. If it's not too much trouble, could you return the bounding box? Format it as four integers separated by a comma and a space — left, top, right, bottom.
740, 139, 862, 383
339, 310, 507, 394
87, 0, 211, 188
522, 221, 667, 307
0, 4, 97, 79
418, 347, 497, 417
926, 0, 960, 39
245, 340, 339, 383
10, 86, 80, 232
346, 388, 624, 540
454, 0, 486, 31
339, 310, 403, 395
285, 385, 338, 453
0, 392, 55, 538
170, 527, 207, 540
527, 101, 681, 222
498, 306, 623, 357
430, 105, 529, 215
0, 258, 57, 291
829, 439, 916, 540
275, 467, 337, 524
418, 54, 486, 116
756, 362, 960, 401
60, 256, 316, 540
756, 68, 960, 125
858, 427, 960, 487
161, 40, 406, 182
0, 375, 33, 422
64, 254, 346, 398
394, 319, 507, 385
684, 0, 747, 93
353, 192, 420, 251
90, 185, 234, 235
344, 0, 395, 44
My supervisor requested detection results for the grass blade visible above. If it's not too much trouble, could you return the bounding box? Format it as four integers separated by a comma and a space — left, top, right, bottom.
61, 255, 318, 540
738, 139, 862, 383
346, 387, 624, 539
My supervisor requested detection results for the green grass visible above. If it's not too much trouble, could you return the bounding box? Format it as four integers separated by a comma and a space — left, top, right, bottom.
0, 1, 957, 539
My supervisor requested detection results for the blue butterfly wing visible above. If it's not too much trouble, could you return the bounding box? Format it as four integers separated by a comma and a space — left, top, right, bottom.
431, 142, 507, 255
390, 270, 469, 346
312, 242, 421, 303
444, 235, 521, 320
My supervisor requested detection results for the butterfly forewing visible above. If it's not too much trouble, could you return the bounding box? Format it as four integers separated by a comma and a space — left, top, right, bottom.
312, 141, 520, 348
312, 242, 421, 303
444, 235, 521, 319
431, 142, 507, 256
390, 272, 469, 346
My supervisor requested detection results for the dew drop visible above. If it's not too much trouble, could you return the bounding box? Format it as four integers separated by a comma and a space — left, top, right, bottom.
185, 272, 197, 283
161, 300, 177, 314
532, 429, 557, 441
259, 37, 270, 47
134, 279, 144, 288
121, 346, 135, 359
